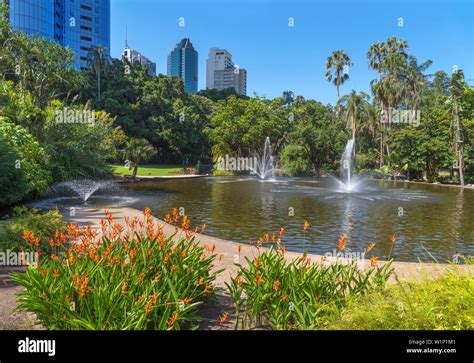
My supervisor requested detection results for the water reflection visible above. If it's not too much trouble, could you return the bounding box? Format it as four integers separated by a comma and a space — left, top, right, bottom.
33, 176, 474, 263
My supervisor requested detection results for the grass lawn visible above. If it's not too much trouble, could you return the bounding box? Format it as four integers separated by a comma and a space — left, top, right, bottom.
110, 164, 189, 177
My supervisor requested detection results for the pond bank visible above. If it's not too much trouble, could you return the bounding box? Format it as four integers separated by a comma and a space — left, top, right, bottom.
64, 206, 472, 287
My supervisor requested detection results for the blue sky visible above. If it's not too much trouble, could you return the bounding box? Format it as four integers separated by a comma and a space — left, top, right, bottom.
111, 0, 474, 105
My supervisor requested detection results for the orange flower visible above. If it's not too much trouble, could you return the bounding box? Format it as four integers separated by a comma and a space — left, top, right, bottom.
201, 224, 207, 233
338, 234, 347, 251
167, 312, 179, 328
143, 208, 152, 218
22, 230, 39, 247
145, 299, 153, 314
391, 234, 397, 243
204, 283, 213, 293
218, 312, 229, 324
121, 282, 128, 295
236, 276, 244, 286
172, 208, 179, 222
282, 293, 289, 301
370, 256, 378, 267
52, 268, 60, 278
164, 214, 173, 224
365, 243, 375, 254
181, 297, 193, 304
279, 227, 285, 238
273, 280, 280, 292
303, 220, 310, 232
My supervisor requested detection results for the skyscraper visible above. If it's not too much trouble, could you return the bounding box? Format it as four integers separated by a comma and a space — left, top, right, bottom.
206, 47, 247, 95
6, 0, 110, 70
167, 38, 198, 94
123, 33, 156, 76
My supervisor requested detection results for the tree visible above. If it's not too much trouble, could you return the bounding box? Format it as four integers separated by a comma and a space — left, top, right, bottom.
447, 70, 466, 185
368, 37, 409, 167
325, 50, 352, 100
0, 135, 27, 207
282, 91, 295, 106
87, 46, 110, 100
337, 91, 371, 140
123, 138, 157, 178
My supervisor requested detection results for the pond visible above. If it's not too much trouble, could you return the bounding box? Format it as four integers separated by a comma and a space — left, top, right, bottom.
36, 176, 474, 263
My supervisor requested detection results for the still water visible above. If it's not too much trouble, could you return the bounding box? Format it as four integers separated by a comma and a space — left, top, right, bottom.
37, 177, 474, 263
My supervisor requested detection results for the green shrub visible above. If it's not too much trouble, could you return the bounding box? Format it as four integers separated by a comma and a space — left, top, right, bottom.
12, 209, 221, 330
321, 267, 474, 330
0, 207, 65, 253
0, 118, 52, 196
280, 144, 313, 176
226, 248, 393, 330
0, 135, 27, 207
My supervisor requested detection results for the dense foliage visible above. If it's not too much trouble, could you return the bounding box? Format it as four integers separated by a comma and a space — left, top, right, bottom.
227, 248, 393, 330
0, 207, 65, 253
12, 209, 220, 330
321, 265, 473, 330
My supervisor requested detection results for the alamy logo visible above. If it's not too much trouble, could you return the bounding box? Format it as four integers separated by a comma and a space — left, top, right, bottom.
217, 154, 259, 173
18, 338, 56, 356
55, 107, 95, 126
381, 108, 420, 127
0, 250, 38, 267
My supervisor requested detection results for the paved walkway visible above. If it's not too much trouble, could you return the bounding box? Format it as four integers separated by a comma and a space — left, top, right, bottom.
65, 207, 472, 287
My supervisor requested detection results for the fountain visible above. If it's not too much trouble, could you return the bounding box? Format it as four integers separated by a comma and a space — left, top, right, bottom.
333, 138, 360, 192
51, 179, 112, 202
251, 137, 276, 180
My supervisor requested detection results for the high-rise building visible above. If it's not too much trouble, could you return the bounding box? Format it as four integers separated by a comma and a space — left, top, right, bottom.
123, 35, 156, 76
167, 38, 198, 94
206, 47, 247, 95
5, 0, 110, 70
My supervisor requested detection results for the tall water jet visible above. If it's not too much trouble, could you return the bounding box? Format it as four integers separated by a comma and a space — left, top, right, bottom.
251, 137, 276, 180
338, 138, 356, 191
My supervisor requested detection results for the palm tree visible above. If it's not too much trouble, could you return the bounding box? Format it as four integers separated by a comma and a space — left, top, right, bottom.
325, 50, 353, 100
401, 56, 433, 109
447, 70, 466, 186
337, 91, 371, 140
367, 37, 409, 167
282, 91, 295, 106
123, 138, 157, 178
87, 46, 109, 100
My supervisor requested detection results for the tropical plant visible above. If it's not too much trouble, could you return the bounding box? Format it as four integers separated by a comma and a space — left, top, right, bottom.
0, 118, 51, 196
0, 135, 27, 207
12, 209, 220, 330
337, 90, 371, 140
325, 50, 353, 100
123, 138, 157, 178
321, 262, 473, 330
0, 207, 65, 253
87, 46, 110, 100
227, 245, 393, 330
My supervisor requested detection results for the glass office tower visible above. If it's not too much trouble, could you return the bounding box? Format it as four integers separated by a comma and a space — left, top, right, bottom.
167, 38, 198, 94
7, 0, 110, 69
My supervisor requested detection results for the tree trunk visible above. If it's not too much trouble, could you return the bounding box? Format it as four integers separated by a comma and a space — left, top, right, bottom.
132, 164, 138, 178
98, 64, 101, 100
458, 143, 465, 186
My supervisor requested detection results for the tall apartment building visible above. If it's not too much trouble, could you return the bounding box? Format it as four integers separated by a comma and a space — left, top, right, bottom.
5, 0, 110, 70
167, 38, 198, 94
123, 38, 156, 76
206, 47, 247, 95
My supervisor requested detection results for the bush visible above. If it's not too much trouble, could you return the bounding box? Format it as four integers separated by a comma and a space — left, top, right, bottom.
12, 209, 220, 330
280, 144, 313, 176
0, 118, 52, 196
0, 207, 65, 253
226, 247, 393, 330
320, 265, 474, 330
0, 135, 27, 207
